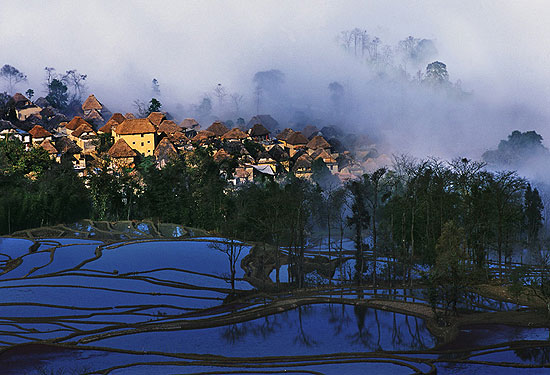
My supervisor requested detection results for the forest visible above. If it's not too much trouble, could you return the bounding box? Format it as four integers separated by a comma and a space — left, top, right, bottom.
1, 135, 547, 314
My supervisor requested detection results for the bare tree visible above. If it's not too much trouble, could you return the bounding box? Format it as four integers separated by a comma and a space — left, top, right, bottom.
152, 78, 160, 96
62, 69, 87, 102
44, 67, 56, 93
209, 239, 246, 292
0, 65, 27, 94
230, 92, 244, 116
213, 83, 227, 110
133, 99, 148, 118
254, 86, 262, 115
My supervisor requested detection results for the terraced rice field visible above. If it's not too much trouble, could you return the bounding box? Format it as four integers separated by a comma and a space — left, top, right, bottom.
0, 222, 549, 374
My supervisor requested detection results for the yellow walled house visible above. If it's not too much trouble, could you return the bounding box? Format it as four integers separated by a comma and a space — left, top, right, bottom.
70, 123, 97, 154
113, 119, 156, 157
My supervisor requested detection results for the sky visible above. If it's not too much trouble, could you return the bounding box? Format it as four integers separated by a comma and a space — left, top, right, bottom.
1, 0, 550, 161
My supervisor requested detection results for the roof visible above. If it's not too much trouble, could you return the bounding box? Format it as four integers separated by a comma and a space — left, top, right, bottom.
115, 119, 156, 135
276, 128, 295, 141
13, 93, 31, 106
29, 125, 52, 138
147, 112, 166, 127
221, 127, 248, 140
154, 137, 178, 160
125, 113, 137, 119
213, 149, 231, 162
256, 151, 275, 163
181, 118, 199, 129
292, 154, 313, 172
72, 123, 96, 138
249, 164, 275, 176
268, 144, 289, 161
98, 119, 118, 133
66, 116, 92, 131
246, 115, 279, 132
158, 120, 180, 135
249, 123, 270, 137
191, 130, 216, 143
168, 131, 189, 145
34, 97, 50, 108
39, 139, 58, 154
206, 121, 229, 137
55, 136, 82, 154
108, 138, 137, 158
81, 94, 103, 111
84, 108, 104, 123
108, 113, 126, 124
306, 135, 331, 150
311, 149, 337, 164
234, 167, 251, 179
286, 131, 309, 145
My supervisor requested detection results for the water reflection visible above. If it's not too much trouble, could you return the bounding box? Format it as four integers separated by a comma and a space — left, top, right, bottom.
513, 346, 550, 365
219, 303, 436, 353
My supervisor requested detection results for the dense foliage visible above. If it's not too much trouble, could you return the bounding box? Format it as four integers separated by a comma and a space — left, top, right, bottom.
0, 138, 546, 295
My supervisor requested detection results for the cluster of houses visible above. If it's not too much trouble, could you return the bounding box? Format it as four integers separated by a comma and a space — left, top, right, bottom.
1, 92, 388, 183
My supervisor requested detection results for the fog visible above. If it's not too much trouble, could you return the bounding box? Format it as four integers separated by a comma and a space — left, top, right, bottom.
2, 0, 550, 162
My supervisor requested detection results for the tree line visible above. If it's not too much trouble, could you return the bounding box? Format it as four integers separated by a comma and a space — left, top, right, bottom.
1, 138, 545, 295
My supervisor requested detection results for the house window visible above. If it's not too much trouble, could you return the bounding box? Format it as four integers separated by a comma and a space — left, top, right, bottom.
147, 140, 150, 143
141, 134, 144, 137
141, 142, 144, 147
132, 141, 135, 145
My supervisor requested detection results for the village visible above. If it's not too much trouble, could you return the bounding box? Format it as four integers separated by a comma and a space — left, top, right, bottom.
0, 92, 390, 184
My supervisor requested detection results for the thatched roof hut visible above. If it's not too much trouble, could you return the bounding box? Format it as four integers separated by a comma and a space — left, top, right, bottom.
66, 116, 92, 131
286, 131, 308, 146
222, 127, 248, 141
39, 139, 58, 155
107, 113, 126, 124
206, 121, 229, 137
115, 119, 156, 135
82, 94, 103, 112
108, 138, 137, 158
306, 135, 330, 150
29, 125, 52, 139
147, 112, 166, 127
158, 120, 180, 135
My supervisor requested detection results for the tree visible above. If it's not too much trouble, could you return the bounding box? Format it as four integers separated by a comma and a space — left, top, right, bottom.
482, 130, 549, 168
62, 70, 87, 102
398, 37, 437, 71
347, 179, 371, 285
213, 84, 227, 110
363, 168, 388, 286
253, 69, 285, 92
0, 92, 11, 119
25, 89, 34, 100
487, 171, 525, 276
46, 79, 69, 109
133, 99, 148, 118
147, 98, 162, 115
0, 65, 27, 93
426, 221, 479, 318
230, 92, 244, 115
524, 184, 544, 248
44, 67, 56, 88
196, 96, 212, 119
209, 239, 246, 292
152, 78, 160, 96
328, 81, 344, 117
424, 61, 449, 85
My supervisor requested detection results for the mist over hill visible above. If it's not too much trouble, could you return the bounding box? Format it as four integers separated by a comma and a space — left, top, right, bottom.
2, 1, 550, 163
